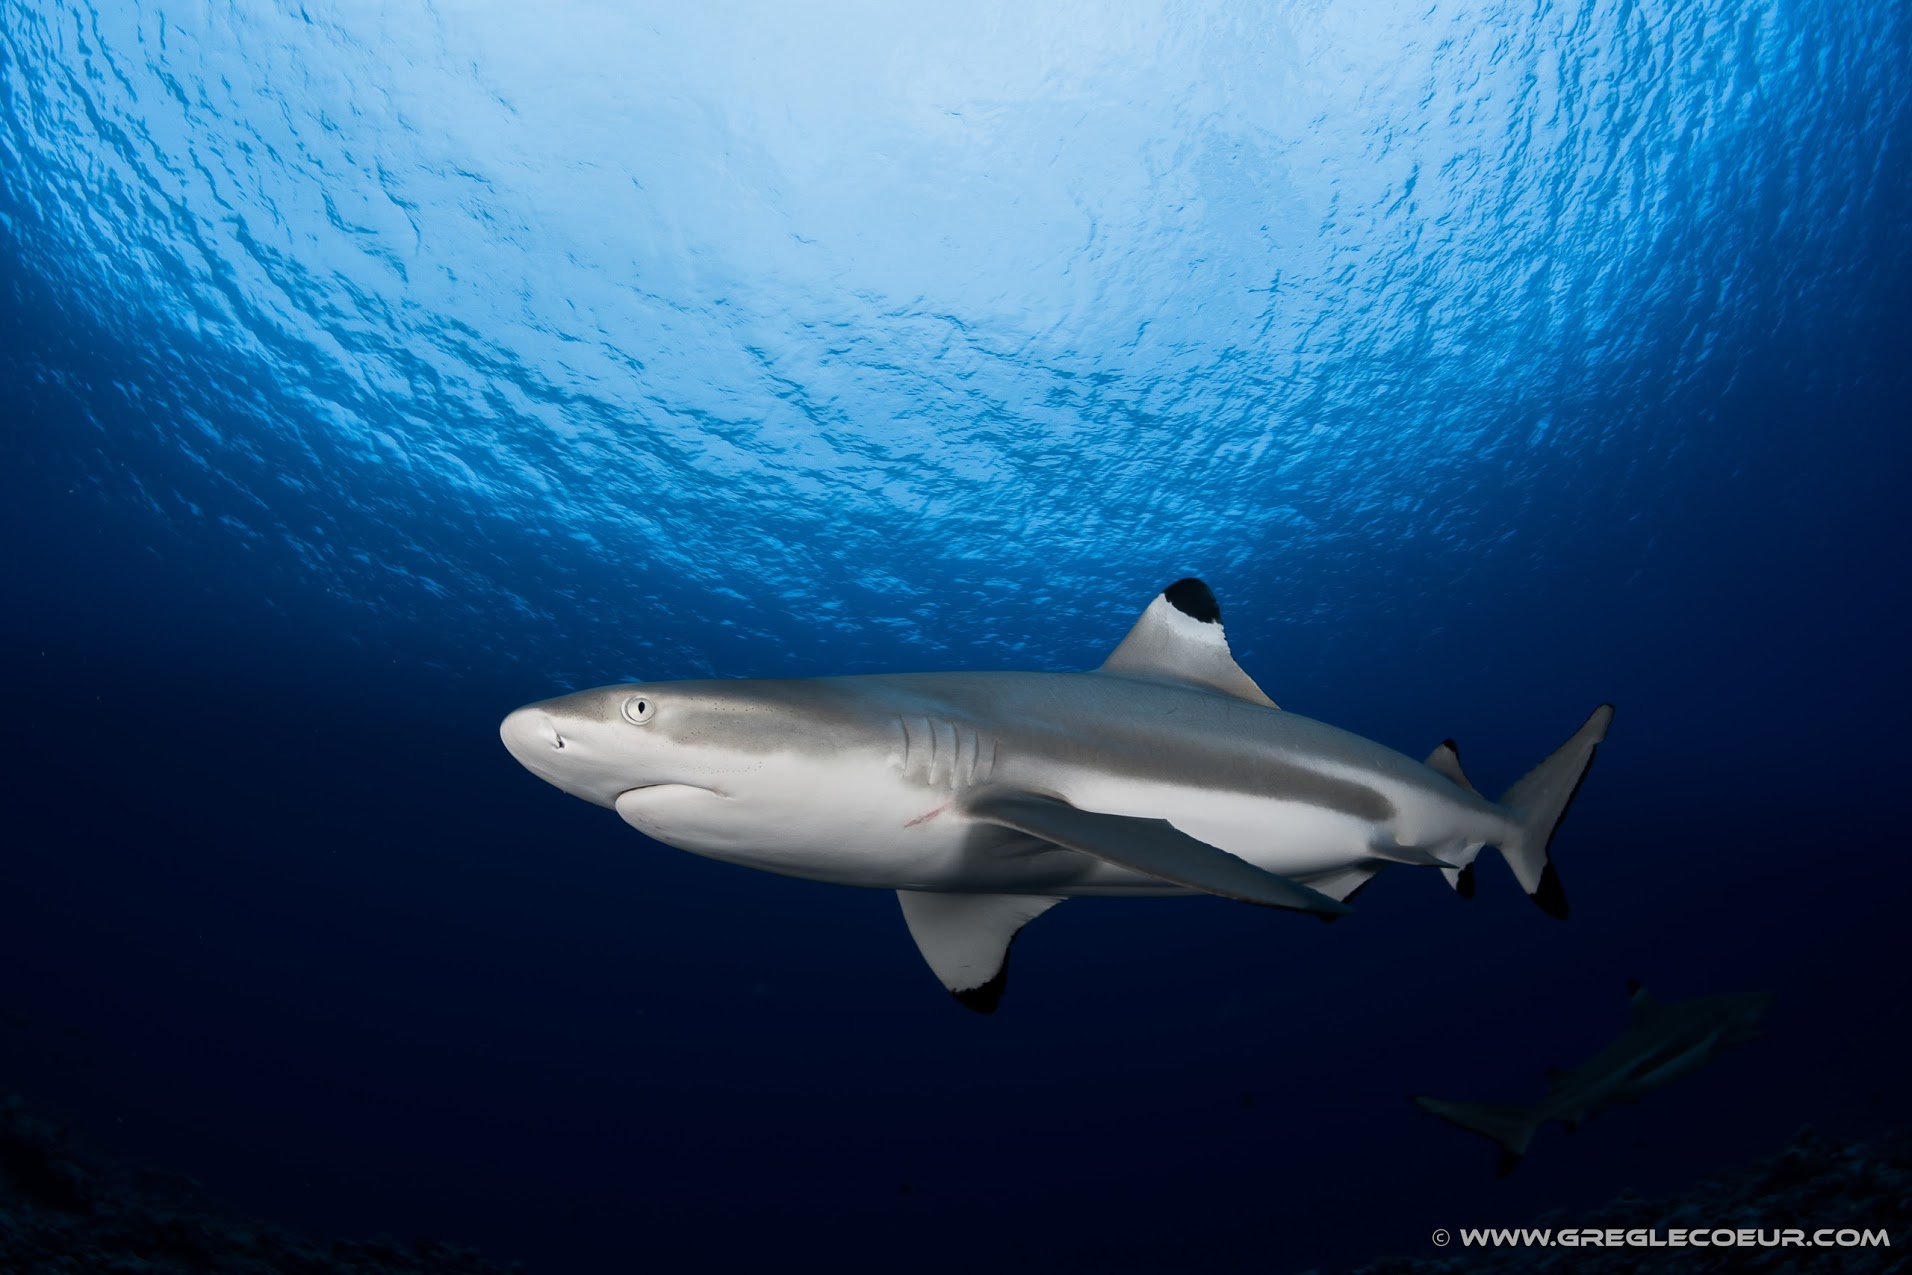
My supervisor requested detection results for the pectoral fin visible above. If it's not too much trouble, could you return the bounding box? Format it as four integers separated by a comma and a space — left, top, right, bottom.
964, 791, 1350, 916
896, 891, 1064, 1014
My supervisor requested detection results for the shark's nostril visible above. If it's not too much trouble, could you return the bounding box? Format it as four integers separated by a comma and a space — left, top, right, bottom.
552, 733, 565, 750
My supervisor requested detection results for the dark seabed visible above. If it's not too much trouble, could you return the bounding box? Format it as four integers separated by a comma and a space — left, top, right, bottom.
3, 3, 1909, 1272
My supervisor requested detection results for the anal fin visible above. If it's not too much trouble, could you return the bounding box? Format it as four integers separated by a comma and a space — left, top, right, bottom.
896, 891, 1063, 1014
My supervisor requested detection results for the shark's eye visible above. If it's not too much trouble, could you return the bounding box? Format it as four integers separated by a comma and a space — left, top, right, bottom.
622, 695, 656, 725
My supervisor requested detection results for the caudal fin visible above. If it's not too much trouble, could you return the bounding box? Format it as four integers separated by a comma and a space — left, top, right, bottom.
1494, 704, 1613, 919
1412, 1096, 1541, 1177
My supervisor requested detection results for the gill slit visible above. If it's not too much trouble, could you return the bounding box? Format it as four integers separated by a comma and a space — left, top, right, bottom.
897, 714, 1002, 792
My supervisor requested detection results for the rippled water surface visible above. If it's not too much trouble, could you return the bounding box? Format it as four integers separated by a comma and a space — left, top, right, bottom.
8, 0, 1903, 675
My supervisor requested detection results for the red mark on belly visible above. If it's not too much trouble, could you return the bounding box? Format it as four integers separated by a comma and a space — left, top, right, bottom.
904, 803, 950, 828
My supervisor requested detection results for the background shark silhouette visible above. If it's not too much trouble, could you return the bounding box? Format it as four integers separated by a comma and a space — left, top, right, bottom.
1415, 981, 1774, 1176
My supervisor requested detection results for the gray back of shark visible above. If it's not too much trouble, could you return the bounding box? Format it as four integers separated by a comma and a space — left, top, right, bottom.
502, 577, 1612, 1011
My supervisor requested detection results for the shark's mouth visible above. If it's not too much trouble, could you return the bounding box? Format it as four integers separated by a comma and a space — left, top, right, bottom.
615, 783, 721, 802
614, 783, 723, 833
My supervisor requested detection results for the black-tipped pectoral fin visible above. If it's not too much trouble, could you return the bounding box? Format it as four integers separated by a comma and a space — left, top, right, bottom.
951, 966, 1010, 1014
896, 890, 1064, 1014
963, 790, 1350, 916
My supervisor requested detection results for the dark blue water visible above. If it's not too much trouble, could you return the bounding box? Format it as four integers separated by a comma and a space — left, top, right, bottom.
3, 2, 1909, 1271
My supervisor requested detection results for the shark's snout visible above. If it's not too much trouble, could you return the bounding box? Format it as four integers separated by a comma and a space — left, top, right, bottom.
500, 706, 563, 770
500, 698, 634, 808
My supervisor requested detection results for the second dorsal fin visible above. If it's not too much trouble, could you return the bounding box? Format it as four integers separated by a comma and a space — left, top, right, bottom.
1097, 578, 1277, 708
1426, 739, 1476, 792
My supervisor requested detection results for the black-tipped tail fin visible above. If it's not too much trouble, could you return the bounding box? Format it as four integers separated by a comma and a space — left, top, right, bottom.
1494, 704, 1613, 918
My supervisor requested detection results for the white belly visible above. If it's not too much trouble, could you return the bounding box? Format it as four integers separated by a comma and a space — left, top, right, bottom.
614, 757, 1398, 898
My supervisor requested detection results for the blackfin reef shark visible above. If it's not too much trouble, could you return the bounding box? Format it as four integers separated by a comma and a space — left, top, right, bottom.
502, 578, 1612, 1011
1415, 980, 1773, 1175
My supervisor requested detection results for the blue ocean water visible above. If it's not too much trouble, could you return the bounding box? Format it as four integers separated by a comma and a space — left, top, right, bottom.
2, 1, 1908, 1270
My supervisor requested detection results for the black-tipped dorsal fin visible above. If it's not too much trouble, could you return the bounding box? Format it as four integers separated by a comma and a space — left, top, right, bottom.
896, 891, 1064, 1014
1098, 578, 1277, 708
1425, 739, 1476, 792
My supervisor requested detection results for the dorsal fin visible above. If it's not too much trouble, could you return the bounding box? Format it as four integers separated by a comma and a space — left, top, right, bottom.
896, 891, 1065, 1013
1098, 578, 1277, 708
1425, 739, 1476, 792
